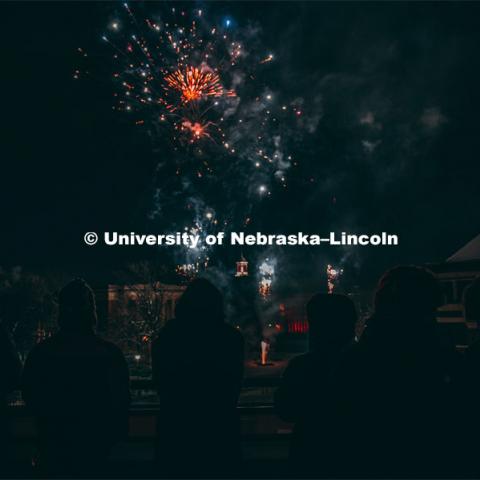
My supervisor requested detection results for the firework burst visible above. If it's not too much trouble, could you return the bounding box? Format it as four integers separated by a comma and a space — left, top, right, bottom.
100, 4, 246, 148
76, 4, 315, 272
164, 66, 224, 104
86, 3, 305, 191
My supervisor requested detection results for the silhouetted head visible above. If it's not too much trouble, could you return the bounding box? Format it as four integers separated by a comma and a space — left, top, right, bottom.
374, 266, 442, 319
58, 278, 97, 333
175, 278, 224, 325
306, 293, 357, 352
464, 276, 480, 323
367, 266, 442, 346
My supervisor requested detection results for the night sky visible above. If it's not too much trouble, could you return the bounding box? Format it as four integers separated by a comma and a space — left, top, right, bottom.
2, 1, 479, 290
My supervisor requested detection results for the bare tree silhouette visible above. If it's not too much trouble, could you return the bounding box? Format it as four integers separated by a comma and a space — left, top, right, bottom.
108, 262, 182, 371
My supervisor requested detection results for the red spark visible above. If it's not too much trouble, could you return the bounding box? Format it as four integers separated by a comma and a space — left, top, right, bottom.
181, 119, 213, 141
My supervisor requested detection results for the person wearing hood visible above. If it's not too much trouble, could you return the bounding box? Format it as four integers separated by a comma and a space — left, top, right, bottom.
332, 266, 463, 477
21, 278, 130, 476
0, 324, 21, 474
275, 293, 357, 475
151, 278, 244, 476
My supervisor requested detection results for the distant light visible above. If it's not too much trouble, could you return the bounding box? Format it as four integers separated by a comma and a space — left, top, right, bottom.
111, 22, 119, 30
259, 185, 267, 194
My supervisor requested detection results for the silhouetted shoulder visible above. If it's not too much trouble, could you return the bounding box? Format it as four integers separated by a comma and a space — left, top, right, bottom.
0, 325, 21, 397
94, 336, 128, 360
23, 333, 129, 386
275, 354, 312, 422
284, 353, 312, 371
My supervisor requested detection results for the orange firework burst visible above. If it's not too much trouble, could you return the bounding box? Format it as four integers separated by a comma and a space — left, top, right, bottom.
164, 66, 223, 103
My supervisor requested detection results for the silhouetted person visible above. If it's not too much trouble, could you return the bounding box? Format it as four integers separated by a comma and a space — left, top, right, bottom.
275, 294, 357, 475
461, 276, 480, 475
333, 266, 463, 477
0, 324, 21, 474
151, 278, 244, 477
22, 279, 130, 477
463, 276, 480, 364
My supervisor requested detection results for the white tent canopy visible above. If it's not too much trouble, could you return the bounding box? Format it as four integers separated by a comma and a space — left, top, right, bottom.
447, 234, 480, 262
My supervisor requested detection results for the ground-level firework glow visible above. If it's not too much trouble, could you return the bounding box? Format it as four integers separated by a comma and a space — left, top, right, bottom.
260, 339, 270, 365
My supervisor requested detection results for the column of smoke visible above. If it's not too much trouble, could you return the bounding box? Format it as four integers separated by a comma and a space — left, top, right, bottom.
327, 264, 343, 294
258, 258, 275, 300
326, 246, 360, 294
257, 256, 280, 364
172, 199, 217, 280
